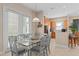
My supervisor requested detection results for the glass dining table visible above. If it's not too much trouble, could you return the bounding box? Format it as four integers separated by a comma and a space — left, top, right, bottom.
17, 39, 40, 56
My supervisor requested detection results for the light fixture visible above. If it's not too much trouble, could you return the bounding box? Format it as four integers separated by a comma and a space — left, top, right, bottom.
32, 17, 40, 22
32, 4, 40, 22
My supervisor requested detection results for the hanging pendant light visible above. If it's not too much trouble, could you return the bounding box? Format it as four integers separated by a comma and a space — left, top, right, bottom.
32, 17, 40, 22
32, 4, 40, 22
32, 4, 42, 27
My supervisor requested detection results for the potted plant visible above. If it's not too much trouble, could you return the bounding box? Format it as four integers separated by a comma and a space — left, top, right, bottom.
69, 21, 78, 34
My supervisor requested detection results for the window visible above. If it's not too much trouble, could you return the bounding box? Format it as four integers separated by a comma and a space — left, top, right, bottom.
8, 12, 19, 36
23, 16, 30, 34
8, 11, 31, 36
56, 22, 63, 30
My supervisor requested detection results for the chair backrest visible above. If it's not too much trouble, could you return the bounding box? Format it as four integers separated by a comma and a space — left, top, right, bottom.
40, 34, 51, 48
17, 34, 25, 41
39, 35, 47, 47
39, 36, 45, 47
17, 34, 32, 41
17, 34, 32, 45
44, 35, 51, 46
8, 36, 18, 53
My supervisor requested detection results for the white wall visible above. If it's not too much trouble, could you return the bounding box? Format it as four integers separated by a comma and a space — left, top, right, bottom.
0, 4, 3, 55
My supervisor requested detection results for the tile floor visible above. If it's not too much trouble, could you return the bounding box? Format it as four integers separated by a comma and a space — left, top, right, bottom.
2, 39, 79, 56
49, 39, 79, 56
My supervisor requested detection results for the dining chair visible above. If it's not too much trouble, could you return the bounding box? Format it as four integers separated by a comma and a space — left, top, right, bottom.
17, 34, 32, 41
17, 34, 32, 56
17, 34, 26, 41
45, 34, 51, 54
8, 36, 26, 56
30, 35, 49, 56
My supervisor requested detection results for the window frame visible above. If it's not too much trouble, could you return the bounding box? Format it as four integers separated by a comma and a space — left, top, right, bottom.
23, 16, 30, 34
8, 10, 19, 36
7, 9, 32, 36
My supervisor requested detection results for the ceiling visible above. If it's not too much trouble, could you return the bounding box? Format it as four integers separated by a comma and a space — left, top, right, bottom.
23, 3, 79, 18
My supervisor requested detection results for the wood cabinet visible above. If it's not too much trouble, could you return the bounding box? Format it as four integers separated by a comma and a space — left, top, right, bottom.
75, 32, 79, 45
51, 32, 56, 39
